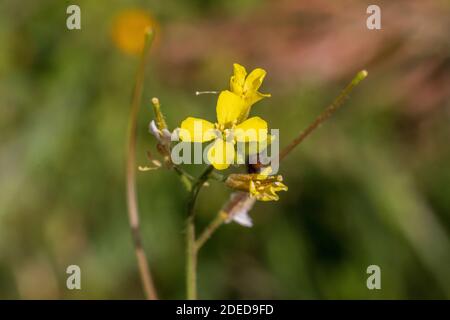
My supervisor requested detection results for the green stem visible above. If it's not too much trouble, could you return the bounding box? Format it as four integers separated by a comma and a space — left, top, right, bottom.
186, 165, 214, 299
186, 215, 197, 300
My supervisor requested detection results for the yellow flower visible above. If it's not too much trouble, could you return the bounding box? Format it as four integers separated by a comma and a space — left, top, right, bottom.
230, 63, 271, 122
179, 90, 269, 170
112, 9, 157, 55
225, 172, 288, 201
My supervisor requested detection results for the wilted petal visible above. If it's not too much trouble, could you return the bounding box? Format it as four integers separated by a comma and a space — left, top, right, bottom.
222, 191, 256, 227
149, 120, 161, 138
149, 120, 172, 145
232, 210, 253, 227
225, 173, 288, 202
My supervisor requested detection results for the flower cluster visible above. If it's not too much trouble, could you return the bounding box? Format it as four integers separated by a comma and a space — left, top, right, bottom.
148, 63, 288, 208
179, 64, 273, 170
175, 64, 288, 203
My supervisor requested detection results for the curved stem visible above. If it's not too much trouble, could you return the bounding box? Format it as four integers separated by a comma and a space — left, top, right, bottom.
125, 29, 158, 300
186, 165, 214, 299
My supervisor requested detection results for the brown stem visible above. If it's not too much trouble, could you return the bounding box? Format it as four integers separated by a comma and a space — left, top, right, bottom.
125, 29, 158, 300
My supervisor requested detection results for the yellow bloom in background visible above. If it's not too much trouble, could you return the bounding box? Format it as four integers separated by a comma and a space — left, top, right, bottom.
179, 90, 269, 170
225, 172, 288, 201
230, 63, 271, 122
112, 9, 157, 55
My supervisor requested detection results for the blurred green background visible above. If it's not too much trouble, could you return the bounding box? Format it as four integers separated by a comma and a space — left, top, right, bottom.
1, 0, 449, 299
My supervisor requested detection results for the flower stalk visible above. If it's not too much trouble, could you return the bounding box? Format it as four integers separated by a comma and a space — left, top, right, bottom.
186, 165, 214, 299
125, 28, 158, 300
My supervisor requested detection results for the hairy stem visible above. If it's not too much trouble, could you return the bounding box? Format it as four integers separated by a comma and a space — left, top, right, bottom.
279, 70, 368, 162
125, 28, 158, 300
186, 165, 214, 299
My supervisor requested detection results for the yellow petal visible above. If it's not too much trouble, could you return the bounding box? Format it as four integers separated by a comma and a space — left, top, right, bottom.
243, 68, 271, 106
216, 90, 247, 126
230, 63, 247, 95
207, 138, 235, 170
179, 117, 216, 142
244, 68, 266, 93
248, 91, 272, 107
234, 116, 268, 142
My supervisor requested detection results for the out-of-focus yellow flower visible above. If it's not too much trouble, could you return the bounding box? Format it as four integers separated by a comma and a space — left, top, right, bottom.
112, 9, 157, 55
179, 90, 269, 170
230, 63, 271, 122
225, 172, 288, 201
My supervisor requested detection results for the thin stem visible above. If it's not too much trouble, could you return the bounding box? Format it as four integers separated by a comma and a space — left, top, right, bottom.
125, 28, 158, 300
186, 165, 214, 300
187, 165, 215, 218
196, 189, 251, 251
196, 212, 226, 251
186, 215, 197, 300
279, 70, 368, 162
